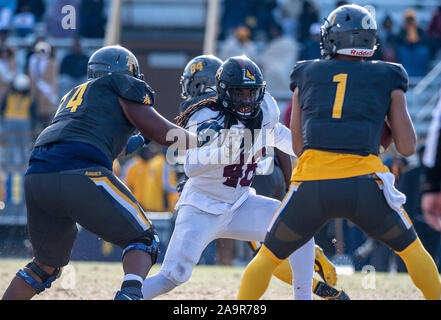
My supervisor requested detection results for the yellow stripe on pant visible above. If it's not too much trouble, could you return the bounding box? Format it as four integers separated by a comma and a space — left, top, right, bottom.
90, 176, 151, 229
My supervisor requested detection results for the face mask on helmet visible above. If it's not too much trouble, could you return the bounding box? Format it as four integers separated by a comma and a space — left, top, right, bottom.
216, 56, 266, 120
180, 55, 223, 100
226, 87, 264, 118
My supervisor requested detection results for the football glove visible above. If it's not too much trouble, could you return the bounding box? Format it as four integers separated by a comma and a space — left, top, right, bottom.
223, 124, 243, 158
125, 134, 151, 155
197, 119, 223, 147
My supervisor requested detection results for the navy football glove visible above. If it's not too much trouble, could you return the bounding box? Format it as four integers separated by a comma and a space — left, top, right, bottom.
125, 134, 151, 155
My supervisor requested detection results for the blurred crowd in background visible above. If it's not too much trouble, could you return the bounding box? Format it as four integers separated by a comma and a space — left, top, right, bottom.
0, 0, 440, 272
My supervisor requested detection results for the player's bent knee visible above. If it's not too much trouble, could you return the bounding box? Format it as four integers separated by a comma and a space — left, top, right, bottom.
161, 261, 195, 285
122, 228, 161, 264
16, 261, 62, 294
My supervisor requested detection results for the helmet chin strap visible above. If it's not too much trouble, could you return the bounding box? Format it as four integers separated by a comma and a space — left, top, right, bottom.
204, 86, 216, 94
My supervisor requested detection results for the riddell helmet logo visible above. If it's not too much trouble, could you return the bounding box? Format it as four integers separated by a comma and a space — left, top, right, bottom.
351, 49, 370, 56
337, 48, 374, 57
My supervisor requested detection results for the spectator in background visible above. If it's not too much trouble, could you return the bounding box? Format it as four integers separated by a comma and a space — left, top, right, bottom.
278, 0, 302, 39
12, 3, 34, 37
28, 41, 58, 131
260, 24, 297, 92
0, 0, 16, 31
378, 15, 397, 62
0, 29, 8, 46
124, 145, 179, 213
299, 22, 321, 61
0, 74, 35, 165
78, 0, 106, 39
23, 36, 44, 73
59, 37, 89, 97
219, 26, 259, 63
0, 46, 15, 103
248, 0, 278, 41
396, 9, 430, 77
46, 0, 80, 38
219, 0, 251, 40
401, 146, 441, 269
0, 166, 5, 204
16, 0, 45, 22
427, 6, 441, 59
297, 0, 319, 43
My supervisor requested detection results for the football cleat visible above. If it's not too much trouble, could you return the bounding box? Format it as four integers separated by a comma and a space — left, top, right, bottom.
314, 245, 337, 287
314, 281, 351, 300
324, 290, 350, 300
114, 286, 143, 300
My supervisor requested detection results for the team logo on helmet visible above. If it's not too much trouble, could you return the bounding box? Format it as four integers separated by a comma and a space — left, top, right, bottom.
126, 55, 137, 73
243, 67, 256, 83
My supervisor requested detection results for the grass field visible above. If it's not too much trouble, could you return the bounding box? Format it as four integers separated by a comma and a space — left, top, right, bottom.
0, 259, 426, 300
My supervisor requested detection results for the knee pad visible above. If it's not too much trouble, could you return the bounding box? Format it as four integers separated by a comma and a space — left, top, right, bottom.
123, 228, 160, 264
16, 262, 62, 294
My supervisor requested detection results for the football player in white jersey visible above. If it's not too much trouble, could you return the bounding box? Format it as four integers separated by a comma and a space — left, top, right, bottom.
176, 55, 348, 299
141, 56, 314, 300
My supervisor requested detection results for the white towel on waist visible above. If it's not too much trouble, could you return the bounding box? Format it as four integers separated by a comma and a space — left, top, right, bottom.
375, 171, 411, 229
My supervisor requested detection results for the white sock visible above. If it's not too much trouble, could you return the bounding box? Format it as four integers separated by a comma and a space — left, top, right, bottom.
289, 237, 315, 300
142, 272, 178, 300
122, 273, 143, 289
124, 274, 143, 283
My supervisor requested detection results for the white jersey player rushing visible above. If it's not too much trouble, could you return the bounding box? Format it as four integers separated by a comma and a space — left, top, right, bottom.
177, 92, 293, 214
141, 56, 316, 300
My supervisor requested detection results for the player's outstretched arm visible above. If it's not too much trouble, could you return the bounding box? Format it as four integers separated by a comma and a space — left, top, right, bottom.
290, 87, 303, 157
119, 97, 199, 149
387, 89, 417, 157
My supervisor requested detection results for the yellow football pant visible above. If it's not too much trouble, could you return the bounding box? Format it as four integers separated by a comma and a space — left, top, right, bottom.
237, 245, 284, 300
238, 239, 441, 300
396, 238, 441, 300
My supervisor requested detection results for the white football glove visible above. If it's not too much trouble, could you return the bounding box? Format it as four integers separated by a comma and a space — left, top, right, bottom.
223, 125, 243, 160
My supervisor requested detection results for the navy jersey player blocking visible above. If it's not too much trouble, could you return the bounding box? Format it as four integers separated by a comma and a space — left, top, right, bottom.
238, 4, 441, 300
2, 45, 200, 300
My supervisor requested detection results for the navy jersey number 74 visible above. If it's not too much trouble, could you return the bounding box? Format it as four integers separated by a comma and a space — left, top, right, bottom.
34, 73, 155, 162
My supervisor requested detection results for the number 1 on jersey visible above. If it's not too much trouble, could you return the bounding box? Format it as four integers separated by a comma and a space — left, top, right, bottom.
332, 73, 347, 119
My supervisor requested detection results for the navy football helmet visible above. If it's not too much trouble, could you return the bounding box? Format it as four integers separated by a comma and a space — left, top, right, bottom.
180, 55, 223, 100
320, 4, 378, 59
216, 55, 266, 120
87, 45, 144, 80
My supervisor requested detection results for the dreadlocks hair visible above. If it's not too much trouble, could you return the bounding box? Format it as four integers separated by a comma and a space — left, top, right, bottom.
175, 97, 263, 134
175, 97, 219, 128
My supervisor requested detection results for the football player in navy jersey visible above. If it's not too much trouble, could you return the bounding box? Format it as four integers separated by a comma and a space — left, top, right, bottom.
1, 45, 200, 300
238, 4, 441, 300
